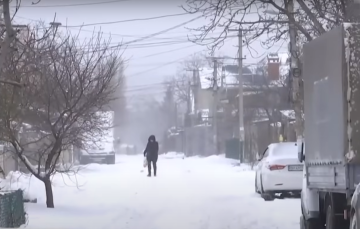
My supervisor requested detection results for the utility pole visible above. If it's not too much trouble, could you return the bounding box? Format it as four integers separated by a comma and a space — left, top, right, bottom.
229, 27, 246, 163
287, 0, 303, 143
174, 102, 178, 128
212, 59, 219, 154
185, 69, 197, 114
205, 57, 221, 154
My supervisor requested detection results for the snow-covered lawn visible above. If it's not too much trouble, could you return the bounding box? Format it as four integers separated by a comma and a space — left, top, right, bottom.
5, 153, 300, 229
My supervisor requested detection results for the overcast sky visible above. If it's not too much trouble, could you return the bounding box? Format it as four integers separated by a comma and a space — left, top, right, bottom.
11, 0, 287, 101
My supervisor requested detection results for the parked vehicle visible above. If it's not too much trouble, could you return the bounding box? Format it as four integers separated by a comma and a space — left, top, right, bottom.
255, 142, 303, 201
299, 23, 360, 229
79, 149, 115, 165
79, 111, 116, 165
350, 185, 360, 229
119, 144, 137, 155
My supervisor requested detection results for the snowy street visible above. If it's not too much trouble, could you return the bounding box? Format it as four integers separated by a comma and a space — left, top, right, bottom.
17, 154, 300, 229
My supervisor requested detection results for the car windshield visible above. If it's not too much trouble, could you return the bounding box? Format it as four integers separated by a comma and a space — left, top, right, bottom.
270, 143, 298, 158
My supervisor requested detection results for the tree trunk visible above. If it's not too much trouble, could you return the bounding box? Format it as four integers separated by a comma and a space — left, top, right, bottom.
44, 178, 54, 208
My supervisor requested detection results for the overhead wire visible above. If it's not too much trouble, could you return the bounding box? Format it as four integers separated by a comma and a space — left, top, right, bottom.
67, 35, 238, 50
12, 10, 245, 85
33, 14, 206, 55
10, 3, 265, 99
11, 0, 132, 8
14, 15, 238, 44
12, 14, 208, 59
132, 44, 198, 60
12, 15, 244, 52
79, 14, 204, 53
65, 13, 191, 28
15, 15, 231, 38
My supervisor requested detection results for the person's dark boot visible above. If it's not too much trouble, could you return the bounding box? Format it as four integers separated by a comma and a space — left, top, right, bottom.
147, 174, 151, 177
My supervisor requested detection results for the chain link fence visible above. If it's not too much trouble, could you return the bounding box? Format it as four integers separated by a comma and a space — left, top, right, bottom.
0, 189, 26, 228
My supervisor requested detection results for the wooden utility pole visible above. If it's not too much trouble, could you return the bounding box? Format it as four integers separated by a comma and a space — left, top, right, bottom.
287, 0, 303, 143
185, 69, 197, 114
237, 27, 244, 162
229, 27, 249, 162
211, 59, 219, 154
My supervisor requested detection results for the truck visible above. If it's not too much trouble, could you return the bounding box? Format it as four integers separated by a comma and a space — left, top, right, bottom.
299, 23, 360, 229
79, 111, 116, 165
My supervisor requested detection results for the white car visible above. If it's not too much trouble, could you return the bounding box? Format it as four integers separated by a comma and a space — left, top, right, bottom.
255, 142, 303, 201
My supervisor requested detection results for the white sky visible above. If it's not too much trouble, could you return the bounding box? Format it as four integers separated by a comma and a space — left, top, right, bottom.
11, 0, 288, 100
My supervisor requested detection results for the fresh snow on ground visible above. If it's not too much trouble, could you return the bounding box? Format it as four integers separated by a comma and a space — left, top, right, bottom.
3, 154, 300, 229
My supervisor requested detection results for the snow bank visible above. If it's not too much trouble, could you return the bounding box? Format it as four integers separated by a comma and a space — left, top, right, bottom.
80, 163, 106, 172
161, 152, 185, 159
202, 155, 251, 170
0, 171, 37, 201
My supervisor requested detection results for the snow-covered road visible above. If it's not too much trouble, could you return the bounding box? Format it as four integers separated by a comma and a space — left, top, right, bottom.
19, 154, 300, 229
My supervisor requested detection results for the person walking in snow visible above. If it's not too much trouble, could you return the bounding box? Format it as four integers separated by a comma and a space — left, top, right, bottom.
143, 135, 159, 177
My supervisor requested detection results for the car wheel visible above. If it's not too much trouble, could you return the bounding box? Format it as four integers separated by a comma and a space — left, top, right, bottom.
260, 174, 265, 193
261, 192, 275, 201
325, 204, 334, 229
300, 216, 306, 229
259, 174, 275, 201
301, 216, 323, 229
107, 155, 115, 164
255, 175, 259, 193
325, 201, 347, 229
305, 218, 324, 229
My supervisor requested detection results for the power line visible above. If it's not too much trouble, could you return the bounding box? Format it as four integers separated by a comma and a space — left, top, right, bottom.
12, 0, 131, 8
132, 44, 199, 59
15, 15, 241, 37
65, 13, 190, 28
69, 35, 237, 50
129, 60, 259, 67
14, 16, 235, 42
13, 15, 207, 57
129, 49, 207, 77
67, 14, 204, 55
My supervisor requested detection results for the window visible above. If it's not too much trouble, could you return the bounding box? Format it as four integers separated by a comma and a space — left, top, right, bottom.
263, 148, 269, 158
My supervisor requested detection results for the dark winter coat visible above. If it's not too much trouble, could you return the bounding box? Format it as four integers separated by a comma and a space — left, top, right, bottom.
144, 135, 159, 161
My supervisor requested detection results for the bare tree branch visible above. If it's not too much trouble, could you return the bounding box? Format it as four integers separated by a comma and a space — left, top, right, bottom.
0, 23, 125, 208
182, 0, 346, 53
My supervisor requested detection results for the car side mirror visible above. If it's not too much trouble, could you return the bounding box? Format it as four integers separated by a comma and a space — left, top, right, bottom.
297, 140, 305, 163
255, 153, 261, 161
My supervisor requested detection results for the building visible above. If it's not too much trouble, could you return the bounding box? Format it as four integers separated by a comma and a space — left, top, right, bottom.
180, 52, 294, 160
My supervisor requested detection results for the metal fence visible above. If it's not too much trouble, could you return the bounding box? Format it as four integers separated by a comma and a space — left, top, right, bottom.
0, 189, 26, 228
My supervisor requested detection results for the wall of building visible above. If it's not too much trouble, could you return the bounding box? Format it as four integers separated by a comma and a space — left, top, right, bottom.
195, 89, 213, 112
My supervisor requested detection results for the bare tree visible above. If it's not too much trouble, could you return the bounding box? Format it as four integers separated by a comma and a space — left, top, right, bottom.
0, 0, 33, 87
0, 25, 124, 208
182, 0, 345, 53
173, 53, 206, 111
